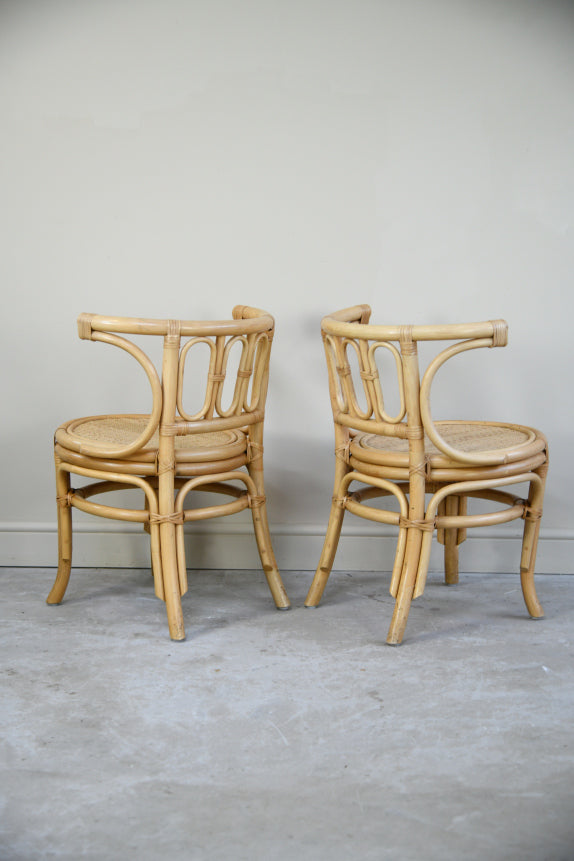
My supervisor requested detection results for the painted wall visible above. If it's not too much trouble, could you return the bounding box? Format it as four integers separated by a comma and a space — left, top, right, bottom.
1, 0, 573, 573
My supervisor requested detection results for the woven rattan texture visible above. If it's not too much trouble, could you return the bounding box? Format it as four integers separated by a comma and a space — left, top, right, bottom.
356, 422, 533, 456
69, 416, 245, 451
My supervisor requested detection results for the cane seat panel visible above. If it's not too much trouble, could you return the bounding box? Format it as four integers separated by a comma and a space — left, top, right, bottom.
56, 414, 247, 462
350, 420, 545, 469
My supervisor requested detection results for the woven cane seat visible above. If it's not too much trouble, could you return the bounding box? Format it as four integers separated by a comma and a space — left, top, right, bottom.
56, 414, 247, 463
350, 420, 546, 470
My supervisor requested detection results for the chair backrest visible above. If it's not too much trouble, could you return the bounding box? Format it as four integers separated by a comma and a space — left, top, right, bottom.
75, 306, 274, 458
321, 305, 518, 467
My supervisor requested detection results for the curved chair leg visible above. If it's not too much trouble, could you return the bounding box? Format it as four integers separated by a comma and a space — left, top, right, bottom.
389, 524, 409, 598
251, 498, 290, 609
47, 458, 73, 605
520, 464, 547, 619
305, 497, 346, 607
305, 453, 350, 608
386, 526, 424, 645
159, 521, 186, 640
247, 432, 290, 610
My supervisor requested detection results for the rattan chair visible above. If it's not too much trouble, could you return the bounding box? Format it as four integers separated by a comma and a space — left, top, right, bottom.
305, 305, 549, 644
48, 306, 290, 640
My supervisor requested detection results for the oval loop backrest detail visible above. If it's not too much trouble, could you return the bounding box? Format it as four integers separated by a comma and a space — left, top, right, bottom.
177, 337, 218, 422
75, 307, 275, 452
368, 341, 406, 424
321, 307, 509, 464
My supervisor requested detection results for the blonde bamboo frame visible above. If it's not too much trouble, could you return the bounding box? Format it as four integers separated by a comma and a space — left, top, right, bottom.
48, 306, 290, 640
305, 305, 549, 645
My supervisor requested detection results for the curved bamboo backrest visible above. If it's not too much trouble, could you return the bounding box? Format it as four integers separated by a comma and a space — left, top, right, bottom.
321, 305, 517, 466
74, 306, 274, 458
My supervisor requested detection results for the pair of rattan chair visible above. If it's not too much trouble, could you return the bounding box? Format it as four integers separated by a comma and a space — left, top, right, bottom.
48, 305, 548, 644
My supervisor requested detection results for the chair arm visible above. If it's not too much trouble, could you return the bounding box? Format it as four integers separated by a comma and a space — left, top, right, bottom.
75, 317, 163, 458
322, 305, 372, 327
232, 305, 273, 323
419, 324, 510, 466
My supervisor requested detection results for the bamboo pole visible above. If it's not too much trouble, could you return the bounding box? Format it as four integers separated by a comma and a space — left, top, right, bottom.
158, 321, 186, 640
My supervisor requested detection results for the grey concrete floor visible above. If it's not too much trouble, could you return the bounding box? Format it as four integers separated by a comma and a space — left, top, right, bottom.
1, 567, 574, 861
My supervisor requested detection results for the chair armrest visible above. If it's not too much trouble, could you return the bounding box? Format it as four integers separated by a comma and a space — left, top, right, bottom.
323, 305, 372, 327
419, 323, 510, 466
75, 318, 163, 458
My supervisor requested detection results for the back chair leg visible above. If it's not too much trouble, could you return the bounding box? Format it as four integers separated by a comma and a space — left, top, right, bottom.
150, 521, 165, 600
47, 459, 73, 605
174, 521, 188, 599
444, 495, 465, 585
519, 465, 547, 619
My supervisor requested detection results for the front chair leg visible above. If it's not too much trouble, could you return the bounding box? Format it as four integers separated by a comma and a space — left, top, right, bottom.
159, 521, 186, 641
519, 466, 547, 619
305, 452, 349, 608
386, 526, 424, 645
47, 458, 73, 605
305, 497, 346, 608
250, 496, 290, 610
246, 438, 290, 609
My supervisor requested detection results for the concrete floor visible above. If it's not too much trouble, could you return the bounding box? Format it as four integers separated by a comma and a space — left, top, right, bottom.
1, 567, 574, 861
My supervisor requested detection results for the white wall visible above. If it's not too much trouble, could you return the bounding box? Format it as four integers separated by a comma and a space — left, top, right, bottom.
1, 0, 573, 573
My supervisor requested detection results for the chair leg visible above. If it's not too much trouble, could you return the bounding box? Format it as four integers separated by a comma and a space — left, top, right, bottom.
247, 437, 290, 609
305, 451, 350, 608
519, 465, 547, 619
389, 523, 409, 598
143, 496, 165, 595
159, 521, 186, 640
150, 521, 165, 600
174, 521, 188, 598
386, 526, 424, 645
251, 498, 291, 609
305, 496, 346, 607
47, 458, 73, 605
444, 495, 462, 585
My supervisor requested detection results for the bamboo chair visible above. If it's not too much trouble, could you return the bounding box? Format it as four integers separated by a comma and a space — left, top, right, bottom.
48, 306, 290, 640
305, 305, 548, 644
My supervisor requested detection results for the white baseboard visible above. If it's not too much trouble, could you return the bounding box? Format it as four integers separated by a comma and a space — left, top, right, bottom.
0, 521, 571, 574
